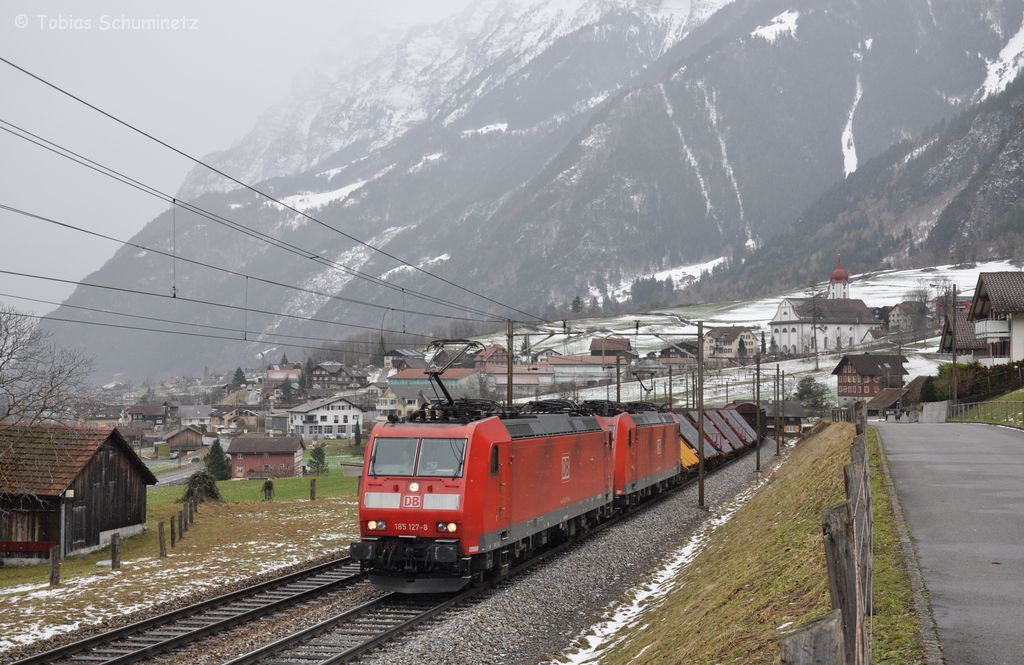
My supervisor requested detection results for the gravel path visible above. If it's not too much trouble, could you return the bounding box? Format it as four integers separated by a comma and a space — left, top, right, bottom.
359, 450, 785, 665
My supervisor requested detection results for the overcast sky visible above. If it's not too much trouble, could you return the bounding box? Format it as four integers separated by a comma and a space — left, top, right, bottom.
0, 0, 472, 314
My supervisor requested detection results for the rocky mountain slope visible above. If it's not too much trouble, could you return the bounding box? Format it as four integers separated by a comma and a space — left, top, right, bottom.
44, 0, 1024, 379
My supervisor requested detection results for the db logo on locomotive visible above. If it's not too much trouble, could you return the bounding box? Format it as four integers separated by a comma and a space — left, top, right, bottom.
401, 494, 422, 508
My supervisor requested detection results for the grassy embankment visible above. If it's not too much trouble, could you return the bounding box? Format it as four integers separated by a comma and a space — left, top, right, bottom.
592, 423, 925, 665
0, 471, 359, 650
950, 387, 1024, 427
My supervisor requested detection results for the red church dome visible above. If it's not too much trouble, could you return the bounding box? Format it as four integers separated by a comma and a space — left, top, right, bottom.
831, 259, 849, 282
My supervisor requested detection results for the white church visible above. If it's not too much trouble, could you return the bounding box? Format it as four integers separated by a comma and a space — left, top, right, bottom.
769, 259, 880, 355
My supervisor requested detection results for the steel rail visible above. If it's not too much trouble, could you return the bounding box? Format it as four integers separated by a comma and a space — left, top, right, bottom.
11, 557, 364, 665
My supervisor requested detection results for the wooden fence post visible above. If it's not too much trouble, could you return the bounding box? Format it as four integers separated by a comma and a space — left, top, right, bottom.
170, 515, 177, 548
188, 500, 194, 527
780, 609, 844, 665
822, 502, 859, 665
179, 509, 185, 536
111, 532, 121, 570
158, 521, 167, 557
310, 478, 316, 501
49, 545, 60, 586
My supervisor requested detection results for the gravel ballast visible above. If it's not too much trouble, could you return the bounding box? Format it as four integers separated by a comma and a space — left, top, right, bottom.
361, 450, 789, 665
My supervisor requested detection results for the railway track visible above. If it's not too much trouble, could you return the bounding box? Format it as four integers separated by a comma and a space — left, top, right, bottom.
223, 452, 759, 665
12, 557, 364, 665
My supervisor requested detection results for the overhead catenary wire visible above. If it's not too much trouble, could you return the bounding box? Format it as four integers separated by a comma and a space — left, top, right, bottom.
0, 267, 437, 338
0, 291, 397, 350
0, 118, 506, 322
0, 201, 493, 324
5, 309, 362, 354
0, 56, 545, 322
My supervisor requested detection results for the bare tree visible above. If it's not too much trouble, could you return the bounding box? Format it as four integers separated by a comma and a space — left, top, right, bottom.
0, 306, 92, 426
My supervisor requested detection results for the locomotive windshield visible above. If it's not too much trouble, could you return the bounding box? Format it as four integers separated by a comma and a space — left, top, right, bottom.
369, 437, 418, 476
369, 437, 467, 477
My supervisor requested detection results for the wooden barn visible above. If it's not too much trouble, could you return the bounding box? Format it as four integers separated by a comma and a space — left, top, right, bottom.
0, 425, 157, 563
162, 425, 203, 454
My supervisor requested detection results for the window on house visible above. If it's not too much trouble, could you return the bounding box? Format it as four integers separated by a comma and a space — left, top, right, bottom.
334, 416, 339, 423
325, 426, 333, 434
236, 465, 243, 473
320, 415, 328, 422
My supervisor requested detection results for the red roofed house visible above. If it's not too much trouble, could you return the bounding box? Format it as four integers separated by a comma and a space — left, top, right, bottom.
387, 367, 480, 393
227, 435, 305, 479
590, 337, 636, 359
831, 354, 908, 407
474, 344, 508, 369
0, 425, 157, 562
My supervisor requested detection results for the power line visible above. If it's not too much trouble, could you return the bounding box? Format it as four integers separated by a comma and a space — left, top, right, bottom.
0, 268, 437, 338
0, 291, 399, 350
0, 118, 505, 322
0, 56, 544, 322
5, 309, 354, 354
0, 201, 494, 324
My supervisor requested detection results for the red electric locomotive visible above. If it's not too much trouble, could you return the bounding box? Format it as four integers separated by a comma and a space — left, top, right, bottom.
351, 343, 614, 593
584, 401, 681, 504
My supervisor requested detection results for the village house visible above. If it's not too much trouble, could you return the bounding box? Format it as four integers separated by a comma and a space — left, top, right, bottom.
770, 259, 879, 355
0, 425, 157, 562
178, 404, 213, 431
309, 362, 369, 391
540, 354, 621, 385
484, 363, 556, 398
216, 407, 261, 433
474, 344, 508, 369
383, 349, 422, 371
888, 301, 930, 333
122, 404, 169, 429
288, 395, 366, 439
968, 272, 1024, 366
702, 326, 758, 362
765, 400, 809, 436
590, 337, 637, 359
832, 354, 908, 407
161, 426, 204, 455
377, 385, 429, 421
227, 435, 305, 479
79, 406, 123, 429
938, 310, 986, 361
387, 367, 480, 392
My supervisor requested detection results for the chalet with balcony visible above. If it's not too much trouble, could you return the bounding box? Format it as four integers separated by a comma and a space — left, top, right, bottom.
832, 354, 907, 407
968, 272, 1024, 366
938, 310, 985, 361
474, 344, 508, 369
123, 404, 168, 429
376, 385, 429, 421
309, 362, 369, 391
383, 349, 422, 371
288, 396, 365, 439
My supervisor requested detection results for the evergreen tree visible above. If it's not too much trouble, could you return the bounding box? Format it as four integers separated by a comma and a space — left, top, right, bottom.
280, 352, 289, 366
303, 357, 315, 389
183, 470, 221, 502
760, 331, 767, 355
354, 422, 362, 447
281, 381, 294, 404
231, 367, 246, 389
309, 445, 328, 475
570, 295, 584, 313
205, 438, 231, 481
795, 377, 834, 413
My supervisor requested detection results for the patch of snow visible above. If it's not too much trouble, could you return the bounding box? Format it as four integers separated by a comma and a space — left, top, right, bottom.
557, 476, 769, 663
864, 37, 874, 51
842, 74, 864, 177
380, 253, 451, 280
408, 152, 445, 173
751, 10, 800, 44
460, 123, 508, 137
980, 16, 1024, 98
699, 81, 744, 222
228, 203, 243, 210
900, 137, 938, 166
659, 84, 712, 216
591, 257, 727, 302
275, 164, 395, 213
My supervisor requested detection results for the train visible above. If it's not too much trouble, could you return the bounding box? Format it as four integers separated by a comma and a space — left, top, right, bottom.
349, 342, 760, 594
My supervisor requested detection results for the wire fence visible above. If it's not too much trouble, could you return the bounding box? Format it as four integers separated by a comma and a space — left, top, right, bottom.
949, 400, 1024, 427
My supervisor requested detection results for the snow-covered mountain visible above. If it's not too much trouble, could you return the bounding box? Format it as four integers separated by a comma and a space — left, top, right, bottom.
45, 0, 1024, 379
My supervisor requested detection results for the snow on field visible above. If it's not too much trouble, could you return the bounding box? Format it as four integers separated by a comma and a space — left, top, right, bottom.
751, 10, 799, 44
479, 261, 1007, 402
590, 257, 727, 302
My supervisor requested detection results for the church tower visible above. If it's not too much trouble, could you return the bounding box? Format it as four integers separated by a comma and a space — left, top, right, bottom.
828, 256, 850, 300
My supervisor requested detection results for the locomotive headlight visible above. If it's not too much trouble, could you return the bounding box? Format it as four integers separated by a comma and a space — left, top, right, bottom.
446, 522, 457, 533
408, 482, 420, 492
367, 520, 386, 531
367, 520, 378, 531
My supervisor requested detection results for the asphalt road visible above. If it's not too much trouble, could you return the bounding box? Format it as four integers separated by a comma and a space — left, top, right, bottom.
877, 423, 1024, 665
